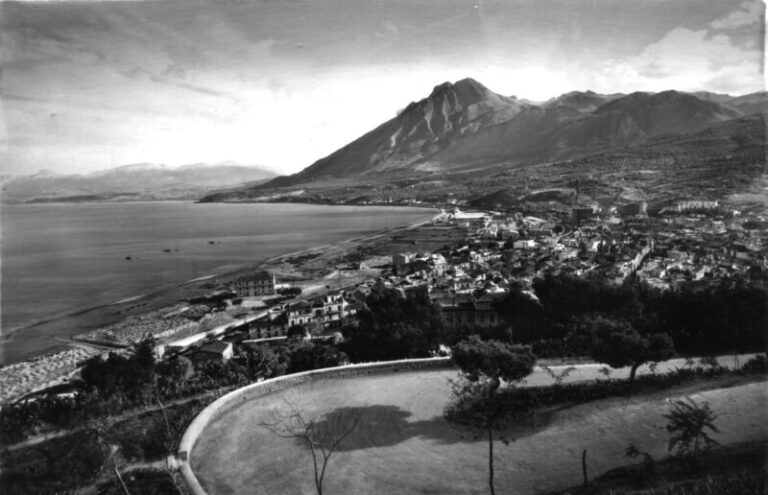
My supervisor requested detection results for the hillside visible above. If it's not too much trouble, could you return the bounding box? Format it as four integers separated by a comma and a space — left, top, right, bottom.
1, 163, 276, 203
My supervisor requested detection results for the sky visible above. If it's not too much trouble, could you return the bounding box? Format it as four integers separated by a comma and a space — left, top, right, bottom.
0, 0, 765, 176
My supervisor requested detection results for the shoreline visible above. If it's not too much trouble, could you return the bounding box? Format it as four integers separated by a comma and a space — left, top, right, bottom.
1, 206, 438, 367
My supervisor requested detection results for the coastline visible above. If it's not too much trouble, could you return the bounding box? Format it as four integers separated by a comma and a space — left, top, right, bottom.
0, 206, 438, 371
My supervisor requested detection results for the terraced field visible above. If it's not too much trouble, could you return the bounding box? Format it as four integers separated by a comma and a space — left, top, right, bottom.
190, 364, 767, 495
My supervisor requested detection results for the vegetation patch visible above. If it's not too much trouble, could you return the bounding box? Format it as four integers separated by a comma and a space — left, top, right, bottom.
0, 429, 104, 495
448, 358, 766, 431
555, 441, 767, 494
96, 468, 181, 495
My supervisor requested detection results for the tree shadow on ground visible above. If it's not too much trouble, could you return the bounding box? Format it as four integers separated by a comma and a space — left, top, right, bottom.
303, 404, 544, 452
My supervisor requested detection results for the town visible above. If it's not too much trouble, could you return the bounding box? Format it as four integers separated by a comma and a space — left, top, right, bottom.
131, 196, 768, 365
2, 195, 765, 403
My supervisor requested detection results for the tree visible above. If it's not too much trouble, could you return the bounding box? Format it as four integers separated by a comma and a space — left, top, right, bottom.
287, 342, 348, 374
448, 335, 536, 495
287, 324, 310, 341
664, 398, 719, 458
241, 345, 282, 379
342, 285, 445, 362
494, 285, 547, 344
452, 335, 536, 393
80, 339, 158, 402
572, 316, 674, 381
260, 399, 359, 495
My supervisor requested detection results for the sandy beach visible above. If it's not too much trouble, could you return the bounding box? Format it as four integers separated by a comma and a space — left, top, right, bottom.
0, 346, 102, 404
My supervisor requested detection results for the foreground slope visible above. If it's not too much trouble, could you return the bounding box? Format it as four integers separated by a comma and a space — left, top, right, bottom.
191, 364, 766, 495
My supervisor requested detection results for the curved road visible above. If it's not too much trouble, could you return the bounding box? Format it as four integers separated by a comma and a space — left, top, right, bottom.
189, 354, 765, 495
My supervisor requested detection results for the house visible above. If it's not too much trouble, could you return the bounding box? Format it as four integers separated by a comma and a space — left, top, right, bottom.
286, 301, 313, 327
309, 291, 347, 330
513, 239, 538, 250
233, 271, 276, 297
435, 295, 476, 328
190, 341, 233, 364
430, 254, 449, 276
393, 253, 413, 274
435, 293, 503, 329
473, 294, 504, 327
618, 202, 647, 218
248, 312, 288, 339
572, 206, 596, 226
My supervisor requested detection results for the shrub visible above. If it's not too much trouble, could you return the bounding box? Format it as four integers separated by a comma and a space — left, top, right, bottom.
739, 354, 767, 375
0, 429, 105, 494
664, 398, 719, 458
96, 469, 181, 495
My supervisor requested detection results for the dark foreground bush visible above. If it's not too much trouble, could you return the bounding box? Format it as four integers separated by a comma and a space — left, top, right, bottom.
97, 468, 181, 495
0, 429, 105, 494
107, 399, 209, 462
642, 471, 765, 495
739, 354, 767, 374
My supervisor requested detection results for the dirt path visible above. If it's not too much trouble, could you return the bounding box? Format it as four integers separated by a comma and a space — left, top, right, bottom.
2, 386, 231, 454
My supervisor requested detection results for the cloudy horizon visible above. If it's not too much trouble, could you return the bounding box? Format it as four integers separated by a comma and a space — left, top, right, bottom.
1, 0, 765, 176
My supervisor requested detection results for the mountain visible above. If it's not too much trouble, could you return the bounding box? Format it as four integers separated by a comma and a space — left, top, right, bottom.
592, 90, 741, 135
390, 89, 742, 167
544, 90, 624, 114
266, 78, 531, 187
1, 163, 277, 203
199, 79, 766, 206
252, 82, 756, 193
694, 91, 768, 116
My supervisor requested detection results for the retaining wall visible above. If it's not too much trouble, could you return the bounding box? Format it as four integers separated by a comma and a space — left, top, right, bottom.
177, 357, 454, 495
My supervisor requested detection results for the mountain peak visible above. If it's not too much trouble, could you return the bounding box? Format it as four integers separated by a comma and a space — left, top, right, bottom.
428, 77, 491, 104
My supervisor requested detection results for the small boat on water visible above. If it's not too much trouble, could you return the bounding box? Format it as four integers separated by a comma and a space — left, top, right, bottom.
163, 248, 171, 253
125, 256, 132, 260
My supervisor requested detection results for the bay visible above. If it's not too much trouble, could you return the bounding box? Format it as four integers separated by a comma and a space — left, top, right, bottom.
0, 202, 432, 364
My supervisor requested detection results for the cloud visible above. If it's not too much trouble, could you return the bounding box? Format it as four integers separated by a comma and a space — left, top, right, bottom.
598, 25, 763, 94
383, 21, 400, 36
709, 0, 764, 30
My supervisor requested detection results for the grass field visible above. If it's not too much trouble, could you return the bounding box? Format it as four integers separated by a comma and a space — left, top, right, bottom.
191, 368, 767, 495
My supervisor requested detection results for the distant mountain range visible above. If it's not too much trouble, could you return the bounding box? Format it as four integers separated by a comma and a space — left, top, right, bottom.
2, 163, 277, 203
202, 78, 765, 206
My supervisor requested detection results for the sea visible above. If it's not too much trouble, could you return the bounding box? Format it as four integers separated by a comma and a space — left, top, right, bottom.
0, 202, 433, 365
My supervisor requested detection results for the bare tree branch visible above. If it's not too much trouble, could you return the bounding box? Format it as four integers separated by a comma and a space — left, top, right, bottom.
258, 396, 361, 495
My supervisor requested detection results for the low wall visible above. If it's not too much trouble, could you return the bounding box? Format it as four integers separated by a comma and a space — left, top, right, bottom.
177, 357, 454, 495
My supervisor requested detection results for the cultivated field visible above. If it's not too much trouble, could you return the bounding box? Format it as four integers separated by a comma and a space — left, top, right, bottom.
190, 363, 767, 495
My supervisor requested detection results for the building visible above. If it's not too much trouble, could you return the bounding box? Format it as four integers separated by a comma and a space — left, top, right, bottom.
190, 341, 233, 364
310, 291, 347, 330
572, 206, 596, 226
393, 253, 413, 274
286, 301, 313, 327
675, 200, 719, 212
434, 293, 503, 329
233, 271, 276, 297
248, 312, 289, 339
618, 202, 647, 218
